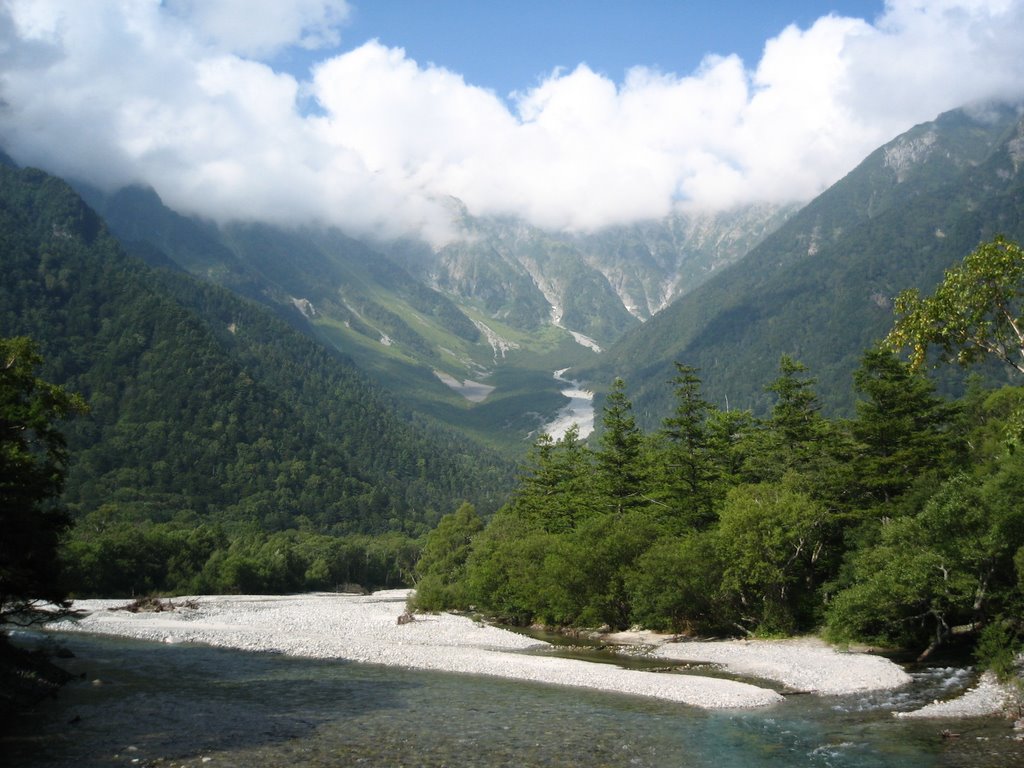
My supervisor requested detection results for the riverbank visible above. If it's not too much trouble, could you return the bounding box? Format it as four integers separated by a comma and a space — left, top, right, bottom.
646, 635, 911, 694
44, 591, 1007, 716
894, 670, 1016, 718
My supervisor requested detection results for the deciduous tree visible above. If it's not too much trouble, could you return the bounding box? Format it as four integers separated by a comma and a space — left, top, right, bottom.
886, 236, 1024, 376
715, 476, 831, 633
411, 502, 483, 610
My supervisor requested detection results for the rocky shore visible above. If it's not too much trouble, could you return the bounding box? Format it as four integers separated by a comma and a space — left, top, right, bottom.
894, 670, 1016, 718
45, 591, 1012, 716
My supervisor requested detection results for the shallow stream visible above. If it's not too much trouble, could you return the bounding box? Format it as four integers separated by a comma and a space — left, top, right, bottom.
3, 632, 1021, 767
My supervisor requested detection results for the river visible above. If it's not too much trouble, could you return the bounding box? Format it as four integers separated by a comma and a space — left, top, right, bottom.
542, 368, 595, 440
3, 632, 1020, 767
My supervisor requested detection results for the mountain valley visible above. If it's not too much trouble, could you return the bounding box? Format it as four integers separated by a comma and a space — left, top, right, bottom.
75, 177, 793, 452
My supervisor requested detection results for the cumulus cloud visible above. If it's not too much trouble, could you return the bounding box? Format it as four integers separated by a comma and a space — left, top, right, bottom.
1, 0, 1023, 243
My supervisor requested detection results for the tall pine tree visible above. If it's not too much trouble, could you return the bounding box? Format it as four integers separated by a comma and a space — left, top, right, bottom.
597, 378, 647, 515
512, 425, 597, 533
659, 363, 718, 530
851, 347, 960, 508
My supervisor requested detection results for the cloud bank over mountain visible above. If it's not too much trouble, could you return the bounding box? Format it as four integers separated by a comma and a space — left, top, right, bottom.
2, 0, 1023, 243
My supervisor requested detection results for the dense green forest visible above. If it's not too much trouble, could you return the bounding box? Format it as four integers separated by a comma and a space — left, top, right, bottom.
76, 182, 593, 457
0, 162, 516, 597
413, 238, 1024, 664
416, 358, 1024, 661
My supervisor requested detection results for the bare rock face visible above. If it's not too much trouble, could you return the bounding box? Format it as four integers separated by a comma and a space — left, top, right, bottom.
884, 129, 938, 182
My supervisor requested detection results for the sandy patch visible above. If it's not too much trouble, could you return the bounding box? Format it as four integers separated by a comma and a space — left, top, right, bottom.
433, 370, 495, 402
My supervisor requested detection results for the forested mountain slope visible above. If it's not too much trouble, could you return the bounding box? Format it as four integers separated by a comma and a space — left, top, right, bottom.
76, 183, 593, 453
77, 181, 791, 453
594, 103, 1024, 423
0, 162, 513, 535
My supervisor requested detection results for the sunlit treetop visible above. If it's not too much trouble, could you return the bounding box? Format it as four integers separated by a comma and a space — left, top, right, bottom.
886, 236, 1024, 377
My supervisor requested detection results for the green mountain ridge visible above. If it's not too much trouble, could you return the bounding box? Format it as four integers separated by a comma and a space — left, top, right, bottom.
592, 102, 1024, 424
0, 162, 513, 534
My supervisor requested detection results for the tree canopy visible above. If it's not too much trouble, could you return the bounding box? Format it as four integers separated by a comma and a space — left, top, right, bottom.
408, 347, 1024, 667
0, 161, 514, 538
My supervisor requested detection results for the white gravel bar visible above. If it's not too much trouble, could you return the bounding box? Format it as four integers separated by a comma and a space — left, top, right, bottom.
653, 637, 913, 695
895, 671, 1014, 719
656, 640, 1019, 719
49, 591, 784, 710
50, 592, 954, 710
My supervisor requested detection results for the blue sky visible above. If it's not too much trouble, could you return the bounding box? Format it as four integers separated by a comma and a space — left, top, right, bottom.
2, 1, 1022, 240
277, 1, 887, 99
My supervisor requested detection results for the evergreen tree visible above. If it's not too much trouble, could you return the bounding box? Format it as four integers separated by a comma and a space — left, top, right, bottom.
767, 355, 822, 450
658, 363, 718, 529
511, 425, 596, 533
0, 337, 84, 626
596, 378, 647, 514
743, 356, 829, 483
704, 408, 755, 490
851, 347, 960, 507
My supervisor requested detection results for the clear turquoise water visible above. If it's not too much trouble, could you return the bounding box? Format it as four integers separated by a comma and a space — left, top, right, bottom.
3, 633, 1021, 767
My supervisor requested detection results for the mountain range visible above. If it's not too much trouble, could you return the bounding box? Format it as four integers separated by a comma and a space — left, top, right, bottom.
72, 172, 793, 452
3, 99, 1023, 535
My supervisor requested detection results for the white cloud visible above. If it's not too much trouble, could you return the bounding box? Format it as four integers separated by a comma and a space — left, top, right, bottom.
164, 0, 351, 56
842, 0, 1024, 122
1, 0, 1023, 243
